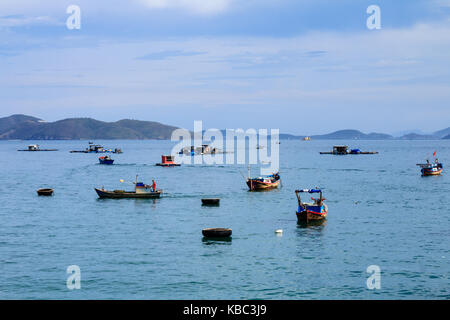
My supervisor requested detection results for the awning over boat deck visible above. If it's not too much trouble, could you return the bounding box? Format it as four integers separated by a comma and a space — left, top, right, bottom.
296, 189, 321, 193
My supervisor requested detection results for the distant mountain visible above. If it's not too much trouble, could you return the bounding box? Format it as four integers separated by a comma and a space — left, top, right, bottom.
398, 133, 437, 140
310, 130, 393, 140
0, 114, 42, 138
0, 115, 179, 140
0, 114, 448, 141
433, 127, 450, 138
392, 129, 429, 137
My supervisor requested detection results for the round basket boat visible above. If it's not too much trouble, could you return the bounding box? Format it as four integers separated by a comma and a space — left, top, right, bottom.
201, 198, 220, 206
202, 228, 232, 238
37, 188, 54, 196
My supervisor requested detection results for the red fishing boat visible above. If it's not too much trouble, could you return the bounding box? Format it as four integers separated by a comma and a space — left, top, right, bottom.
156, 155, 180, 167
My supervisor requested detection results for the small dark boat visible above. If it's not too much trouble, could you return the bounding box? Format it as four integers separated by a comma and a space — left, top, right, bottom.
295, 189, 328, 222
201, 198, 220, 206
247, 172, 280, 191
37, 188, 54, 196
202, 228, 232, 238
156, 155, 180, 167
99, 156, 114, 165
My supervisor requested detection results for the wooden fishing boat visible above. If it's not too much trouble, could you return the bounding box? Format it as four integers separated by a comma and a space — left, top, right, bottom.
202, 228, 232, 238
156, 155, 180, 167
201, 198, 220, 206
417, 160, 443, 176
247, 172, 280, 191
37, 188, 54, 196
98, 156, 114, 165
295, 189, 328, 222
95, 181, 162, 199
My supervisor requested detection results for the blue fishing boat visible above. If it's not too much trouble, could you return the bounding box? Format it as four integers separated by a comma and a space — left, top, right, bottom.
295, 189, 328, 222
99, 156, 114, 165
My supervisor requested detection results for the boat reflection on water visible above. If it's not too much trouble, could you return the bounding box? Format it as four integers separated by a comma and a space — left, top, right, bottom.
202, 237, 232, 245
297, 219, 327, 229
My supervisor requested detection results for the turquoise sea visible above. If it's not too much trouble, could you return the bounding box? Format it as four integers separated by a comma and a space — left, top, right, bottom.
0, 139, 449, 299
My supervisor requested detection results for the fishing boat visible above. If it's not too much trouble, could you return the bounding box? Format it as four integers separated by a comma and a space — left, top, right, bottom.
320, 145, 378, 155
70, 142, 122, 154
95, 178, 162, 199
295, 189, 328, 222
156, 155, 180, 167
98, 155, 114, 165
417, 159, 443, 176
246, 172, 281, 191
303, 136, 311, 141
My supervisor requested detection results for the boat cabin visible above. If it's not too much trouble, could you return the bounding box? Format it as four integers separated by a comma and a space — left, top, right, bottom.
333, 145, 348, 155
135, 182, 154, 194
161, 155, 175, 164
87, 144, 104, 153
28, 144, 40, 151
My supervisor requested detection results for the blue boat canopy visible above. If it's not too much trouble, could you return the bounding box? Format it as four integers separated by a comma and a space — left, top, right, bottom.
296, 189, 321, 193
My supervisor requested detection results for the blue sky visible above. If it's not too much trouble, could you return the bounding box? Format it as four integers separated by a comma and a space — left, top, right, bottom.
0, 0, 449, 134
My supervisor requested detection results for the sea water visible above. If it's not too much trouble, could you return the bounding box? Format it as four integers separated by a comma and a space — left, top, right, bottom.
0, 139, 449, 299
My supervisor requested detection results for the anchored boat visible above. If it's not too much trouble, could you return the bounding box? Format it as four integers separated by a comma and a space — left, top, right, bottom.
156, 155, 180, 167
320, 145, 378, 155
18, 144, 58, 151
95, 178, 162, 199
247, 172, 281, 191
295, 189, 328, 222
71, 142, 122, 154
417, 159, 443, 176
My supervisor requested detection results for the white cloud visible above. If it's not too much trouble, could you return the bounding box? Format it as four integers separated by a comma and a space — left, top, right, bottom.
0, 15, 61, 27
138, 0, 231, 14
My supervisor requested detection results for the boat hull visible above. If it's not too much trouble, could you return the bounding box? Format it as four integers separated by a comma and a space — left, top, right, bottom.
37, 188, 54, 196
201, 198, 220, 206
422, 168, 443, 176
156, 163, 180, 167
99, 160, 114, 165
296, 204, 328, 222
95, 188, 162, 199
202, 228, 232, 238
246, 179, 280, 191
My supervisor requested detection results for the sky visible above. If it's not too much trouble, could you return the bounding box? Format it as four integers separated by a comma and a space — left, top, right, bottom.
0, 0, 449, 135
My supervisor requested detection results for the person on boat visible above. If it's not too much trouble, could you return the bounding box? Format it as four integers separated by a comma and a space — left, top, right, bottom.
152, 179, 156, 192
